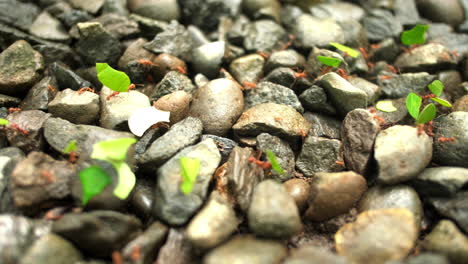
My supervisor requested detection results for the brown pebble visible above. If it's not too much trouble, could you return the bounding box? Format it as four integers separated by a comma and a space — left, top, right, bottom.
283, 178, 311, 212
153, 90, 190, 124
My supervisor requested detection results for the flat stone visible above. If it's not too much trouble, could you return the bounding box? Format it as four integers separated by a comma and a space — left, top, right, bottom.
6, 110, 51, 153
296, 136, 343, 177
144, 20, 193, 61
293, 14, 345, 48
229, 54, 265, 84
433, 112, 468, 167
29, 11, 69, 42
305, 171, 367, 221
395, 44, 458, 72
48, 89, 99, 124
411, 167, 468, 197
20, 234, 82, 264
256, 133, 295, 181
244, 81, 303, 113
377, 72, 436, 98
374, 125, 432, 184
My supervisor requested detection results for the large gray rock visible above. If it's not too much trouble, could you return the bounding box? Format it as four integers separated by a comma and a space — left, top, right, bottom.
374, 125, 432, 184
29, 11, 69, 42
395, 44, 458, 72
362, 9, 403, 42
416, 0, 465, 26
48, 89, 99, 124
433, 112, 468, 168
20, 234, 83, 264
377, 72, 436, 98
153, 139, 221, 225
293, 14, 345, 48
244, 81, 304, 113
296, 136, 343, 177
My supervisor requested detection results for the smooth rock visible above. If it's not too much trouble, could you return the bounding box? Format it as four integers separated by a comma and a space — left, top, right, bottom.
20, 234, 82, 264
309, 2, 365, 22
192, 41, 225, 79
293, 14, 345, 48
362, 9, 403, 42
48, 89, 99, 124
144, 21, 192, 61
374, 125, 432, 184
69, 0, 104, 14
335, 209, 418, 264
395, 44, 458, 72
153, 91, 190, 124
264, 49, 306, 73
411, 167, 468, 197
6, 110, 51, 153
299, 86, 337, 115
429, 192, 468, 234
305, 171, 367, 221
189, 78, 244, 136
244, 81, 303, 113
284, 246, 348, 264
128, 0, 180, 21
20, 76, 58, 111
229, 54, 265, 84
121, 222, 168, 264
283, 179, 311, 213
244, 19, 288, 52
130, 179, 154, 219
378, 72, 435, 98
256, 133, 295, 181
152, 53, 188, 80
296, 136, 343, 177
416, 0, 465, 26
433, 112, 468, 167
29, 11, 69, 42
50, 62, 92, 91
242, 0, 281, 22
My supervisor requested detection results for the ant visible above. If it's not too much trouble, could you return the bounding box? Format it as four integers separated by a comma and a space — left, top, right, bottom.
137, 59, 158, 67
106, 84, 136, 100
274, 116, 283, 122
298, 128, 308, 141
8, 107, 21, 113
437, 136, 456, 143
131, 246, 141, 261
77, 87, 95, 94
257, 51, 270, 59
47, 85, 56, 92
112, 251, 123, 264
248, 156, 272, 170
41, 170, 56, 183
417, 121, 434, 137
368, 107, 385, 125
293, 68, 307, 79
9, 123, 29, 135
43, 207, 67, 221
379, 75, 394, 81
337, 68, 349, 80
335, 160, 345, 166
176, 66, 187, 75
242, 81, 257, 90
68, 151, 78, 163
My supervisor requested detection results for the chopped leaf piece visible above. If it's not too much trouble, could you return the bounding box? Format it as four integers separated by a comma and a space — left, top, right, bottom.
0, 118, 9, 125
266, 149, 284, 175
417, 103, 436, 124
376, 100, 397, 112
63, 140, 77, 154
406, 93, 422, 119
79, 166, 112, 205
329, 42, 360, 58
401, 24, 429, 46
91, 138, 137, 162
128, 107, 171, 137
317, 56, 342, 68
430, 97, 452, 107
428, 80, 444, 96
180, 157, 200, 195
96, 63, 131, 92
112, 162, 136, 199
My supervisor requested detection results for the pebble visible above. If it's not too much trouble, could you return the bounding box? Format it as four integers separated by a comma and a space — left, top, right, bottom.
153, 91, 190, 124
154, 228, 197, 264
0, 147, 24, 212
283, 178, 311, 213
319, 72, 368, 116
309, 2, 365, 22
299, 86, 337, 115
48, 89, 99, 124
20, 76, 58, 111
378, 72, 436, 98
453, 95, 468, 112
99, 87, 151, 130
138, 117, 203, 170
0, 0, 40, 31
358, 185, 423, 228
393, 0, 421, 26
429, 192, 468, 234
201, 134, 238, 163
152, 53, 188, 80
305, 171, 367, 221
304, 112, 341, 139
284, 246, 348, 264
394, 44, 458, 72
128, 0, 180, 22
50, 62, 92, 91
203, 235, 287, 264
20, 234, 83, 264
153, 139, 221, 225
129, 179, 154, 219
264, 49, 306, 74
118, 38, 153, 69
52, 210, 142, 258
0, 40, 44, 96
29, 11, 69, 42
189, 78, 244, 136
192, 41, 226, 78
146, 71, 195, 102
242, 0, 281, 22
244, 19, 287, 52
411, 167, 468, 197
342, 109, 381, 175
6, 110, 51, 153
335, 208, 418, 264
69, 0, 104, 14
374, 125, 432, 184
347, 77, 381, 104
181, 0, 242, 31
244, 81, 304, 113
362, 9, 403, 42
433, 112, 468, 167
186, 191, 238, 249
121, 222, 168, 264
296, 136, 343, 177
256, 133, 295, 181
229, 54, 265, 85
416, 0, 465, 26
293, 14, 345, 49
84, 13, 140, 40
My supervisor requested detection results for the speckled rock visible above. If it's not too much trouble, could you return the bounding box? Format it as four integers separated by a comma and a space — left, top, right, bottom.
6, 110, 51, 153
293, 14, 345, 48
335, 209, 418, 264
229, 54, 265, 85
256, 133, 295, 181
395, 44, 458, 72
412, 167, 468, 197
299, 86, 337, 115
374, 125, 432, 184
244, 19, 288, 52
189, 78, 244, 136
433, 112, 468, 168
48, 89, 99, 124
296, 136, 343, 177
304, 112, 341, 139
20, 234, 83, 264
305, 171, 367, 221
244, 81, 303, 113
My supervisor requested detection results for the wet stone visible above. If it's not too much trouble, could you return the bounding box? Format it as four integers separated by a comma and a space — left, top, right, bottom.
433, 112, 468, 168
6, 110, 51, 153
378, 72, 435, 98
244, 81, 303, 113
299, 86, 337, 115
293, 14, 345, 49
201, 134, 238, 163
256, 133, 295, 181
128, 0, 180, 22
304, 112, 341, 139
147, 71, 195, 102
48, 89, 99, 124
29, 11, 69, 42
374, 125, 432, 184
203, 235, 287, 264
153, 139, 221, 225
189, 78, 244, 136
50, 62, 93, 91
264, 49, 306, 74
121, 222, 169, 264
242, 0, 281, 22
305, 171, 367, 221
342, 109, 380, 175
395, 44, 458, 72
52, 210, 142, 258
20, 234, 83, 264
335, 209, 418, 264
411, 167, 468, 197
20, 76, 58, 111
144, 21, 193, 61
192, 41, 226, 79
362, 9, 403, 42
0, 40, 44, 96
229, 54, 265, 85
429, 192, 468, 234
243, 19, 287, 52
296, 136, 343, 177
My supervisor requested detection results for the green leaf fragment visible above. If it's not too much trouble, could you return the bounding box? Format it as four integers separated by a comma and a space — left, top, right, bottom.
180, 157, 200, 195
0, 118, 9, 125
430, 97, 452, 107
266, 149, 284, 175
428, 80, 444, 96
96, 63, 131, 92
112, 162, 136, 199
91, 137, 137, 162
375, 100, 397, 112
401, 24, 429, 46
417, 103, 436, 124
63, 140, 77, 154
79, 166, 112, 205
406, 93, 422, 120
329, 42, 360, 58
317, 56, 342, 68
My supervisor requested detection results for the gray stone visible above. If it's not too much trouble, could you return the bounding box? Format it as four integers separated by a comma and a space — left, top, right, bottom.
304, 112, 341, 139
0, 0, 40, 31
20, 234, 82, 264
201, 134, 238, 163
394, 0, 421, 26
53, 210, 142, 258
429, 192, 468, 234
437, 70, 464, 102
76, 22, 122, 66
362, 9, 403, 42
203, 235, 287, 264
348, 77, 381, 104
144, 21, 193, 61
189, 78, 244, 136
433, 112, 468, 167
395, 44, 458, 72
264, 50, 306, 74
378, 72, 435, 98
0, 147, 24, 213
29, 11, 69, 42
284, 246, 348, 264
338, 19, 368, 49
147, 71, 195, 101
0, 40, 44, 96
299, 86, 337, 115
416, 0, 465, 26
50, 62, 92, 91
128, 0, 180, 22
429, 33, 468, 58
319, 72, 368, 116
99, 87, 151, 130
244, 81, 303, 113
309, 2, 365, 22
186, 191, 238, 249
230, 54, 265, 85
242, 0, 281, 22
374, 125, 432, 184
296, 136, 343, 177
80, 13, 140, 40
121, 222, 168, 264
422, 220, 468, 264
154, 228, 197, 264
180, 0, 242, 31
293, 14, 344, 49
153, 139, 221, 225
369, 38, 400, 63
102, 0, 128, 15
69, 0, 105, 14
358, 185, 423, 228
256, 133, 295, 181
244, 19, 288, 52
139, 117, 203, 169
191, 41, 226, 79
342, 109, 381, 175
263, 67, 296, 90
48, 89, 99, 124
411, 167, 468, 197
335, 209, 418, 264
128, 14, 168, 39
20, 76, 58, 111
6, 110, 51, 153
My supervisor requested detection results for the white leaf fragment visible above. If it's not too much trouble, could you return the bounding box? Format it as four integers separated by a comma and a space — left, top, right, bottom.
128, 107, 170, 137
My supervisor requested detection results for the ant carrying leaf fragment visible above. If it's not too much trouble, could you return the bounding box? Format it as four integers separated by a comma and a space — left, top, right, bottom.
96, 63, 132, 92
79, 166, 112, 205
329, 42, 360, 58
265, 149, 284, 175
0, 118, 9, 126
180, 157, 200, 195
375, 100, 397, 113
401, 24, 430, 46
317, 56, 342, 68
